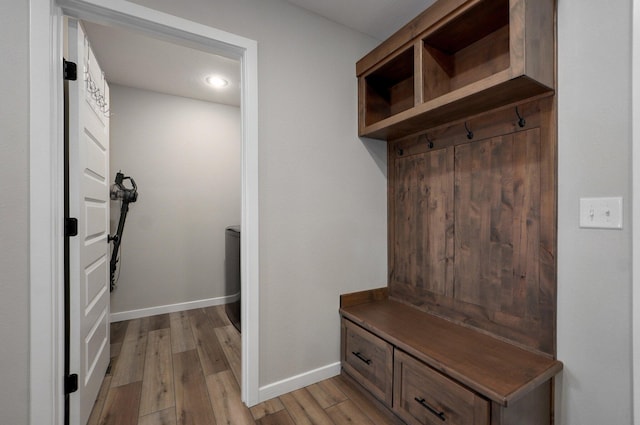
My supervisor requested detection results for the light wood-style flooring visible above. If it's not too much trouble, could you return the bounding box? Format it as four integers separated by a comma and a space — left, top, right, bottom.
89, 305, 404, 425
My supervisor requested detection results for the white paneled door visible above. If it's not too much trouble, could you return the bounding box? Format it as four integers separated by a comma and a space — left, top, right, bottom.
67, 19, 111, 425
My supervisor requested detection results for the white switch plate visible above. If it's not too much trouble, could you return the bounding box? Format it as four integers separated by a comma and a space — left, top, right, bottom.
579, 197, 623, 229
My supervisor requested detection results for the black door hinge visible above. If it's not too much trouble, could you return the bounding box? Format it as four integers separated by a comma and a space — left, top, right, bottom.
65, 374, 78, 395
63, 59, 77, 81
65, 217, 78, 237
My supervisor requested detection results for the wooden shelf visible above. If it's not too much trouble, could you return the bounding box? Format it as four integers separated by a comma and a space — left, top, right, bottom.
340, 296, 562, 407
364, 47, 415, 126
422, 0, 510, 102
357, 0, 555, 140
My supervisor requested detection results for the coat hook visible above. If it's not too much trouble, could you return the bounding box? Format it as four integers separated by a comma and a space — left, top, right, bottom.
397, 148, 404, 156
426, 134, 434, 149
516, 107, 526, 128
464, 122, 474, 140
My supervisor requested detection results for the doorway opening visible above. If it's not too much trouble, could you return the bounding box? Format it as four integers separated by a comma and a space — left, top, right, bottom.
66, 17, 247, 424
80, 20, 243, 321
29, 2, 259, 424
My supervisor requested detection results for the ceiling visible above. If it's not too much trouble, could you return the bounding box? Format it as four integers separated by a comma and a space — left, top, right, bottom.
82, 0, 435, 106
83, 22, 242, 106
285, 0, 436, 40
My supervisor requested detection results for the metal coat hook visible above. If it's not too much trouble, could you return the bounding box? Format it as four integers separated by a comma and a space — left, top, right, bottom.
397, 148, 404, 156
465, 122, 474, 140
426, 134, 434, 149
516, 107, 526, 128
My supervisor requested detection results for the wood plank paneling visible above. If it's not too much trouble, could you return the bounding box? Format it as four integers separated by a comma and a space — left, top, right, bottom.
453, 132, 542, 312
388, 98, 556, 355
391, 146, 454, 297
140, 329, 174, 416
173, 350, 216, 425
453, 128, 545, 347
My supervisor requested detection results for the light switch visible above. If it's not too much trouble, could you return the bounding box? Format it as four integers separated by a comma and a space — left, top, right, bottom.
579, 197, 623, 229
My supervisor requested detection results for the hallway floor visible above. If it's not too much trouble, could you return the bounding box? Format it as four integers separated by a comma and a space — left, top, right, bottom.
88, 305, 404, 425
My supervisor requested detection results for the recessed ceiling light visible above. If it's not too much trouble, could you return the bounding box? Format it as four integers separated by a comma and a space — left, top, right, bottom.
205, 75, 229, 88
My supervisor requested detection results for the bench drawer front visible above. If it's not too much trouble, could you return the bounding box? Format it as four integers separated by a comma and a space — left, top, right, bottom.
393, 350, 489, 425
342, 319, 393, 406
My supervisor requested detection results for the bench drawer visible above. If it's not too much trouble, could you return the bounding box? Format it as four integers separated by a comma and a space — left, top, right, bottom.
393, 350, 489, 425
342, 319, 393, 406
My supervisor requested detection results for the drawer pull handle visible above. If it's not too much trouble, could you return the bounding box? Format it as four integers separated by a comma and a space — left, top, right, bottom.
414, 397, 446, 421
351, 351, 372, 365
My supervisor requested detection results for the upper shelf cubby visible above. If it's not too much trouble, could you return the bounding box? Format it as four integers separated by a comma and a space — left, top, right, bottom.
357, 0, 555, 140
363, 46, 415, 126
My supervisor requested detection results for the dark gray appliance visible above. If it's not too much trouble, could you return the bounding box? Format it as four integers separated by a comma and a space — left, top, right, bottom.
225, 225, 241, 332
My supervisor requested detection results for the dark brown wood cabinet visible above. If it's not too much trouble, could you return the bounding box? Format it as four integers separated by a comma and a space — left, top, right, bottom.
342, 318, 394, 406
340, 295, 561, 425
357, 0, 555, 140
341, 0, 560, 424
394, 350, 489, 425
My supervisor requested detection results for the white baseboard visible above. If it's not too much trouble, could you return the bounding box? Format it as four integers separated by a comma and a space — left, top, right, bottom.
111, 295, 340, 405
110, 293, 240, 323
258, 362, 342, 403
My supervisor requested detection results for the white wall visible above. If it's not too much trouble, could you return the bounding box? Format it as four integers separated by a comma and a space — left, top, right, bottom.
0, 0, 29, 423
129, 0, 387, 389
557, 1, 633, 424
108, 84, 241, 314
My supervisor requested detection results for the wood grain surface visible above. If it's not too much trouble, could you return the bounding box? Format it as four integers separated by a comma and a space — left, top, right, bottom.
340, 300, 562, 406
388, 97, 556, 356
91, 307, 405, 425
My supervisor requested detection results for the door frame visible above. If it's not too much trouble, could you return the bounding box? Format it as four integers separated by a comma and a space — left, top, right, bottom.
29, 1, 260, 424
634, 0, 640, 423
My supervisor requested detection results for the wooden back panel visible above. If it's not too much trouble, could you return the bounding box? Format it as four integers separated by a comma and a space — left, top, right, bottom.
388, 97, 556, 356
391, 147, 454, 297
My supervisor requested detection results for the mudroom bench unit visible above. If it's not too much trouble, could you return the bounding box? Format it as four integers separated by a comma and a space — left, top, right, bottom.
341, 0, 562, 423
340, 289, 562, 425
